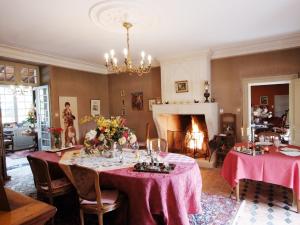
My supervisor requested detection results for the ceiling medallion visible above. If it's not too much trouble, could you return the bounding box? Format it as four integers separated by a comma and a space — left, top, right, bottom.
104, 22, 152, 76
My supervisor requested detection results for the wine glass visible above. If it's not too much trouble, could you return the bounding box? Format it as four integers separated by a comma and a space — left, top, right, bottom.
130, 142, 140, 162
274, 137, 280, 152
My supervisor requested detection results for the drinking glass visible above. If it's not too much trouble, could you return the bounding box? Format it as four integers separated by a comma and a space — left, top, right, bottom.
274, 137, 280, 151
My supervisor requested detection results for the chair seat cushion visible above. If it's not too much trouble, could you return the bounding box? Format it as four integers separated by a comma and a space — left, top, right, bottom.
41, 177, 71, 190
81, 190, 119, 205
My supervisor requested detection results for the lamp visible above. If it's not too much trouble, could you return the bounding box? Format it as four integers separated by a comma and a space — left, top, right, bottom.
104, 22, 152, 76
204, 81, 210, 103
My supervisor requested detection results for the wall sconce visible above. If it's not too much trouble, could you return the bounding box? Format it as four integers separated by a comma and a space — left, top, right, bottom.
204, 81, 210, 103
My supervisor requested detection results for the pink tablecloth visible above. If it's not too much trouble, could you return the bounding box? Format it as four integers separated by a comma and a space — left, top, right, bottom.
30, 150, 202, 225
221, 144, 300, 200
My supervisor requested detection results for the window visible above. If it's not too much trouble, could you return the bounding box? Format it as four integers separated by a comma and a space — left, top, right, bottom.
0, 85, 33, 124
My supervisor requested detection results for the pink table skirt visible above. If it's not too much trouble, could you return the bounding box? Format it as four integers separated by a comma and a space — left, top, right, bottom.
221, 144, 300, 200
30, 150, 202, 225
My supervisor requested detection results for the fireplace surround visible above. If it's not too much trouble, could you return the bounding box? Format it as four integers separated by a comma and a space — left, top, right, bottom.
152, 103, 219, 148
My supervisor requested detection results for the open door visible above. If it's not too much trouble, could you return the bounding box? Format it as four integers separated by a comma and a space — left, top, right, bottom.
34, 85, 51, 150
290, 78, 300, 145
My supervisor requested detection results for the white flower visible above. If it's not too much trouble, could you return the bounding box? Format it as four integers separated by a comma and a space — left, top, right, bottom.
98, 133, 105, 141
85, 130, 97, 141
128, 133, 137, 144
118, 136, 127, 146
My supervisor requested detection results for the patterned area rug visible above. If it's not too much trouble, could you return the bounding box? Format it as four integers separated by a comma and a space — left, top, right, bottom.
5, 164, 241, 225
234, 180, 300, 225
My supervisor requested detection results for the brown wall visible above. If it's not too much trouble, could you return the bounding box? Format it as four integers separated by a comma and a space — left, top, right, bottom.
49, 66, 109, 141
108, 67, 161, 142
211, 47, 300, 141
251, 84, 289, 114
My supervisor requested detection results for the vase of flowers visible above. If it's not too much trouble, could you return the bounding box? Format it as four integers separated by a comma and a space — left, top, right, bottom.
49, 127, 63, 149
26, 109, 37, 132
82, 116, 137, 156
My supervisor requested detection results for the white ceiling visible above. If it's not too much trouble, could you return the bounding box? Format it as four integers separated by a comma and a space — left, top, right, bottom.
0, 0, 300, 72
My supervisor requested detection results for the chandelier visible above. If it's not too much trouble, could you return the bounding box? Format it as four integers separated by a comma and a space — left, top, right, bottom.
104, 22, 152, 76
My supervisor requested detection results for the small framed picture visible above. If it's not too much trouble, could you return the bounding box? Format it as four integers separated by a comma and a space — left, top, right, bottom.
175, 80, 188, 93
148, 99, 156, 111
91, 99, 101, 116
131, 92, 143, 111
260, 96, 268, 105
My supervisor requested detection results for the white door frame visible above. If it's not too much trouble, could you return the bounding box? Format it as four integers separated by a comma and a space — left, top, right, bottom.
242, 74, 298, 141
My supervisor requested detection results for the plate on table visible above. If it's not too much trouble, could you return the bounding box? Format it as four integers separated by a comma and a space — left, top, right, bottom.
45, 146, 74, 153
280, 151, 300, 157
255, 142, 273, 146
280, 147, 300, 152
280, 144, 288, 147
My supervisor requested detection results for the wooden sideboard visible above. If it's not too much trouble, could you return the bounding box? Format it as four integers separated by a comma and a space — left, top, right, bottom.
0, 188, 56, 225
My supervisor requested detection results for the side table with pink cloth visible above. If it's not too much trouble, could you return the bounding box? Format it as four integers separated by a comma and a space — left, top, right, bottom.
221, 143, 300, 212
30, 150, 202, 225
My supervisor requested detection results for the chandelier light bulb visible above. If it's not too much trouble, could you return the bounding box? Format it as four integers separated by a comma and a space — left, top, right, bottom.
123, 48, 128, 57
140, 60, 144, 66
147, 55, 152, 64
141, 51, 145, 59
104, 53, 109, 62
110, 49, 115, 57
113, 57, 118, 65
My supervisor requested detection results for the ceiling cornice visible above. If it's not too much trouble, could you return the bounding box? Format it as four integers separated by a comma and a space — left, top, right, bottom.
211, 32, 300, 59
0, 44, 108, 74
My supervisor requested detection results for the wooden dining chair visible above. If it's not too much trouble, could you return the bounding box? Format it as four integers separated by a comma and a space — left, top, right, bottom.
27, 155, 74, 205
69, 164, 126, 225
257, 131, 281, 142
149, 138, 168, 152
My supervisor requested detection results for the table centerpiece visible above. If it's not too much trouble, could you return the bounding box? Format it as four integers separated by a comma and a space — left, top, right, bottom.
81, 116, 137, 156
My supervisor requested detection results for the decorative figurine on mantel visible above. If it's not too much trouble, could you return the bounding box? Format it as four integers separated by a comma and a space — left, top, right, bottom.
204, 81, 210, 103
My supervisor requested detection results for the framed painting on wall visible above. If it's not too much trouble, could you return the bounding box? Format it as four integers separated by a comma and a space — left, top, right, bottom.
59, 96, 79, 147
91, 99, 100, 116
260, 96, 268, 105
175, 80, 188, 93
131, 92, 143, 111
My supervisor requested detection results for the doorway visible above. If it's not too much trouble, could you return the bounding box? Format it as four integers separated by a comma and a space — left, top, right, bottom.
250, 83, 289, 143
242, 74, 298, 143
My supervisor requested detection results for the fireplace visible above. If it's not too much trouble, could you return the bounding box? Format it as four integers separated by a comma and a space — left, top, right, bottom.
167, 115, 209, 158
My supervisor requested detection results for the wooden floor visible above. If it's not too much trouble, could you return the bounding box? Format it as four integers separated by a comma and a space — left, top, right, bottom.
200, 167, 232, 196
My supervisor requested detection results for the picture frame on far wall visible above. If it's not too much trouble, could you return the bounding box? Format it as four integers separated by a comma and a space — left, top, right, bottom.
260, 96, 268, 105
175, 80, 189, 93
91, 99, 101, 116
131, 92, 143, 111
148, 99, 156, 111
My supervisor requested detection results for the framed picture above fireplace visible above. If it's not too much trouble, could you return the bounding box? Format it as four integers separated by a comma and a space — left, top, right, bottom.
175, 80, 188, 93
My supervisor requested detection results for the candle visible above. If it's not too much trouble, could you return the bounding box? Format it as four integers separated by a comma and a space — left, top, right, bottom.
241, 127, 244, 137
158, 139, 161, 151
150, 141, 153, 151
146, 139, 150, 150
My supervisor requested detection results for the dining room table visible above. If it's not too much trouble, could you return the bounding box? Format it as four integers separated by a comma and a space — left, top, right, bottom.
29, 146, 202, 225
221, 142, 300, 213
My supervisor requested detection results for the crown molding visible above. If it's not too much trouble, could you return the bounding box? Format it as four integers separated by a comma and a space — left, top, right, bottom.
0, 44, 107, 74
211, 32, 300, 59
158, 49, 212, 64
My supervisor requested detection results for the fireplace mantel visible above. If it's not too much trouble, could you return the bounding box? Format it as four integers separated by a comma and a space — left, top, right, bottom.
152, 103, 219, 141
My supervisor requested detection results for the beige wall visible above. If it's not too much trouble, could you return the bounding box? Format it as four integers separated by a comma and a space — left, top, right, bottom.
108, 67, 161, 142
48, 66, 109, 141
211, 47, 300, 141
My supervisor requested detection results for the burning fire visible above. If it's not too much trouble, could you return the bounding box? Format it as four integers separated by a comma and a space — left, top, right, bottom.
186, 117, 204, 150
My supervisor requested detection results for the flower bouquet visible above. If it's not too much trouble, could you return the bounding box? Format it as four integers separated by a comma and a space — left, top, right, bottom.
49, 127, 63, 149
81, 116, 137, 154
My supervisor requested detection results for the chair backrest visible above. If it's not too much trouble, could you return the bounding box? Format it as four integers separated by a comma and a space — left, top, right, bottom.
220, 113, 236, 136
69, 164, 102, 207
150, 138, 168, 152
27, 155, 52, 192
257, 131, 281, 142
